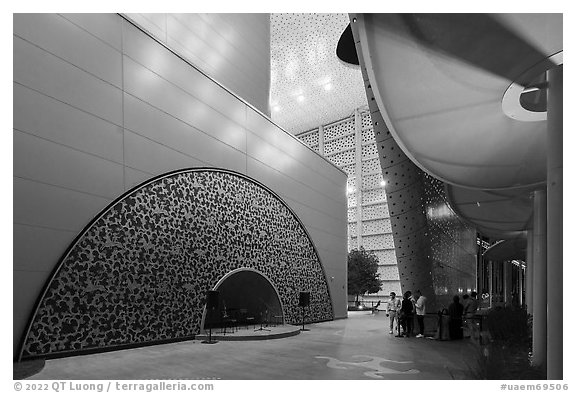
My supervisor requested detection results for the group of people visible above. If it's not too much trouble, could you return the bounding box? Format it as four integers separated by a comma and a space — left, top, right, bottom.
384, 290, 479, 340
446, 291, 479, 339
385, 290, 427, 338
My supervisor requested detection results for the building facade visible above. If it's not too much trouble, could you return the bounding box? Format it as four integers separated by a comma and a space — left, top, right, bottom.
13, 13, 348, 359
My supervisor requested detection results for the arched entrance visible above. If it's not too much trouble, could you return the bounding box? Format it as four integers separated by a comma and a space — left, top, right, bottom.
203, 269, 284, 331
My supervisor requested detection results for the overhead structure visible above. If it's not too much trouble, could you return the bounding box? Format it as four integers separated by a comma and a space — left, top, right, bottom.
446, 186, 533, 239
350, 13, 563, 379
353, 14, 562, 191
484, 238, 528, 262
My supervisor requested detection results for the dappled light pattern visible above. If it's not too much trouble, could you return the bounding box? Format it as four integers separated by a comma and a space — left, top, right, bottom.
316, 355, 420, 378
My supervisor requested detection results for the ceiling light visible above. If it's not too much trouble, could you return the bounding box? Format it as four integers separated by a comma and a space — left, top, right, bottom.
324, 83, 333, 91
380, 180, 386, 187
273, 106, 281, 112
297, 95, 305, 102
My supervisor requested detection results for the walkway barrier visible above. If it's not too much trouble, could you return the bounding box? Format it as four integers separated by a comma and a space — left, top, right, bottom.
347, 300, 381, 311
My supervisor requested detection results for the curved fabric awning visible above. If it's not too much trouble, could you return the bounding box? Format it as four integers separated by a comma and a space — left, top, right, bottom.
446, 184, 537, 238
483, 237, 527, 262
356, 14, 562, 190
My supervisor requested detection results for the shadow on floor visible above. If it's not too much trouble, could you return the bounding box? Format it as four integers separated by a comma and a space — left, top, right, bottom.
13, 359, 45, 380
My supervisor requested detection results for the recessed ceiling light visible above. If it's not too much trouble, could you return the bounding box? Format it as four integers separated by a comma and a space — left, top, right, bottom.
324, 83, 333, 91
297, 95, 305, 102
380, 180, 386, 187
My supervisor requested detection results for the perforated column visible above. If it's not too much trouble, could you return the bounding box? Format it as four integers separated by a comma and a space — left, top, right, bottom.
354, 109, 363, 249
351, 14, 435, 306
372, 118, 434, 303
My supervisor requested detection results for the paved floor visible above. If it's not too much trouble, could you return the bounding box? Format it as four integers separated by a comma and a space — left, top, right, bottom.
27, 312, 479, 380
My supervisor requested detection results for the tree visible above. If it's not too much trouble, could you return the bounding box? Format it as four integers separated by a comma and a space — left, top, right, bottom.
347, 247, 383, 304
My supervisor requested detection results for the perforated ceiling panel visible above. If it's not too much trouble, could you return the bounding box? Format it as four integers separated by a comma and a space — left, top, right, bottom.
270, 14, 368, 134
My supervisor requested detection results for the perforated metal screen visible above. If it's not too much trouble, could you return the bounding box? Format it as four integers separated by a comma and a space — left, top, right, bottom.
297, 111, 401, 301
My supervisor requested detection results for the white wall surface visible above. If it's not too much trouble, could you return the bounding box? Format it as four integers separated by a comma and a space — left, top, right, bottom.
123, 13, 271, 116
13, 13, 347, 358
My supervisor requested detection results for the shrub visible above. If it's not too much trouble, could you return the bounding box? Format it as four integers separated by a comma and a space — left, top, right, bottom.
470, 307, 545, 379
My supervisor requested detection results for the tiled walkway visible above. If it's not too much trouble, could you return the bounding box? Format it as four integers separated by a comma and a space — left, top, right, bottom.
26, 312, 479, 380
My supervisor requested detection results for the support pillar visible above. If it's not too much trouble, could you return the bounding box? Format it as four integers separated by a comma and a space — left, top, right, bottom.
532, 189, 547, 370
519, 262, 523, 308
526, 230, 534, 315
354, 109, 363, 249
477, 239, 483, 296
488, 259, 493, 308
503, 261, 511, 304
546, 65, 563, 380
318, 125, 324, 156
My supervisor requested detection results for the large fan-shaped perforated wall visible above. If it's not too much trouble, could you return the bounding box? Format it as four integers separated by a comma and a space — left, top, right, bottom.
20, 168, 333, 359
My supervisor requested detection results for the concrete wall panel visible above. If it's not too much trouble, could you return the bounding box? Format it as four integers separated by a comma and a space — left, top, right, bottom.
123, 57, 247, 152
246, 154, 345, 221
13, 36, 122, 126
14, 177, 112, 233
247, 133, 344, 206
14, 84, 124, 164
286, 198, 347, 239
124, 13, 270, 115
123, 94, 247, 173
13, 224, 75, 273
14, 13, 122, 88
247, 112, 346, 193
124, 167, 154, 191
60, 13, 123, 50
122, 21, 247, 127
123, 13, 167, 44
14, 130, 124, 199
123, 130, 205, 175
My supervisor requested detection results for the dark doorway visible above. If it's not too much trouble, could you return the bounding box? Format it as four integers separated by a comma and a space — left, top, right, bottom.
204, 270, 284, 331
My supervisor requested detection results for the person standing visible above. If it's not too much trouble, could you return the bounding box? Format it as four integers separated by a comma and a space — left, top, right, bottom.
461, 294, 470, 337
414, 290, 427, 338
386, 292, 401, 334
462, 294, 470, 313
447, 295, 464, 339
399, 291, 414, 337
467, 291, 479, 316
464, 291, 479, 338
